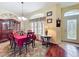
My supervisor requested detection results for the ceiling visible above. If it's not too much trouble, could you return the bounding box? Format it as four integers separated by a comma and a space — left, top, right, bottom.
0, 2, 78, 17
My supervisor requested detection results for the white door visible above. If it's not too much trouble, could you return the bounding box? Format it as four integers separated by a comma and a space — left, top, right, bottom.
64, 15, 78, 42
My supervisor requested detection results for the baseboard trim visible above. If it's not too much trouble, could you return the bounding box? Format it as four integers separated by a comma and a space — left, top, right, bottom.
61, 40, 79, 44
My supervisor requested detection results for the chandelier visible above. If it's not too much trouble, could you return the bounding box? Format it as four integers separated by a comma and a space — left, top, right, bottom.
18, 2, 27, 21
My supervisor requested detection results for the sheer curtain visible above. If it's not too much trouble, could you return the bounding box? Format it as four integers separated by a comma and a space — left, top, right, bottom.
31, 17, 45, 36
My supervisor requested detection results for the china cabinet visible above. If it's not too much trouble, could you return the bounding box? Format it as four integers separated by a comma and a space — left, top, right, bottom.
0, 19, 20, 42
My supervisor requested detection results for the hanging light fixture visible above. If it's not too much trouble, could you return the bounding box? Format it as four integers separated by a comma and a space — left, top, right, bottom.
18, 2, 27, 21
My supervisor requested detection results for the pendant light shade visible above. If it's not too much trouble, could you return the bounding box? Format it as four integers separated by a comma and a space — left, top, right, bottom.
18, 2, 27, 21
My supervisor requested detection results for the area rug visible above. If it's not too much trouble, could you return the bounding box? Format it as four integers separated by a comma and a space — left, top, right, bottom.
0, 41, 48, 57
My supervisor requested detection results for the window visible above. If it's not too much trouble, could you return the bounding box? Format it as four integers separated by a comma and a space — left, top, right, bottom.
31, 19, 44, 36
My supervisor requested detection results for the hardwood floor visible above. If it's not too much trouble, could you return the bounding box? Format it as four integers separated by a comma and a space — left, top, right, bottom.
46, 42, 79, 57
62, 42, 79, 57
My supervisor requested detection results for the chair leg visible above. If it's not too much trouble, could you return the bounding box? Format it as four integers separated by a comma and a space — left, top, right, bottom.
33, 40, 35, 47
32, 40, 35, 48
46, 42, 49, 47
46, 38, 50, 47
10, 40, 12, 49
19, 47, 22, 55
25, 45, 27, 53
9, 40, 14, 49
13, 42, 16, 56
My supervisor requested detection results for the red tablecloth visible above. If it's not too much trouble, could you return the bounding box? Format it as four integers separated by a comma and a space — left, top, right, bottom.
13, 33, 36, 48
14, 34, 27, 48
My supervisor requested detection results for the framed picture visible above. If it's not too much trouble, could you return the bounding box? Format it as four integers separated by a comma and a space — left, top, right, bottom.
47, 11, 52, 16
47, 18, 52, 23
56, 18, 61, 27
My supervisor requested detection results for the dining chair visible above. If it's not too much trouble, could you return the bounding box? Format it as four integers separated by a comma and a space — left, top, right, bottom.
8, 32, 15, 49
25, 34, 33, 45
25, 33, 36, 52
8, 32, 23, 56
8, 32, 17, 56
41, 36, 45, 45
41, 36, 50, 47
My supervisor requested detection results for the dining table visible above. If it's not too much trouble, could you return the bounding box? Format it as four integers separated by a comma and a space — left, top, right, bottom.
14, 34, 27, 48
9, 31, 37, 55
13, 32, 36, 48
